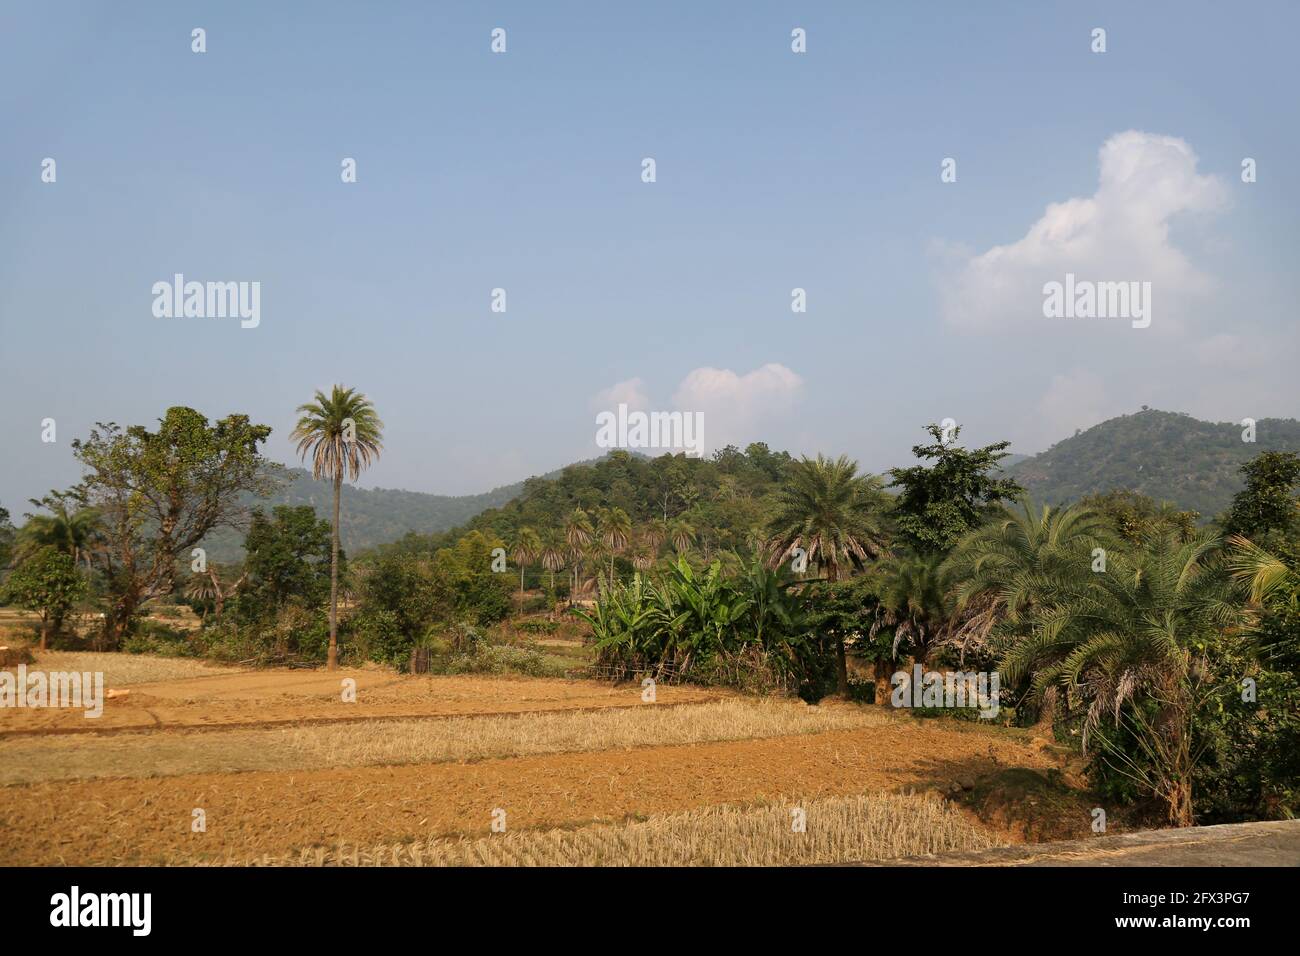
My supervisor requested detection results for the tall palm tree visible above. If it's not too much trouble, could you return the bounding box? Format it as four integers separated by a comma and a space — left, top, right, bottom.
510, 527, 541, 602
643, 518, 667, 555
538, 529, 567, 602
765, 454, 891, 695
597, 507, 632, 585
564, 508, 594, 600
630, 534, 656, 572
290, 385, 384, 670
668, 518, 695, 555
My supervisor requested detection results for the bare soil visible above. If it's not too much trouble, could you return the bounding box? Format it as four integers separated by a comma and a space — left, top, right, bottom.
0, 668, 721, 737
2, 720, 1055, 865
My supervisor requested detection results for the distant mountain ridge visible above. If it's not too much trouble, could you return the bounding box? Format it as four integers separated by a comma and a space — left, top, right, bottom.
1004, 410, 1300, 518
202, 411, 1300, 561
201, 462, 575, 562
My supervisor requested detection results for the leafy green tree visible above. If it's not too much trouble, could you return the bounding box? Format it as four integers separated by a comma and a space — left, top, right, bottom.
430, 530, 512, 625
1224, 451, 1300, 540
1081, 489, 1199, 545
239, 506, 333, 622
291, 386, 384, 670
800, 575, 883, 701
353, 553, 439, 665
765, 454, 891, 694
72, 408, 275, 645
2, 546, 86, 649
0, 506, 14, 570
887, 424, 1023, 554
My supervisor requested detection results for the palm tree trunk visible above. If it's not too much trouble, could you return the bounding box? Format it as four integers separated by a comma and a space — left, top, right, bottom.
328, 470, 341, 670
827, 562, 849, 696
40, 613, 49, 651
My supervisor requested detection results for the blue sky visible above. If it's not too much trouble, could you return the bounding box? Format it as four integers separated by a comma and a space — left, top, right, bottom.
2, 1, 1297, 516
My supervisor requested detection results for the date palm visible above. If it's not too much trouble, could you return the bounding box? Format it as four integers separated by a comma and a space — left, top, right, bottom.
290, 385, 383, 670
765, 454, 891, 695
1004, 531, 1250, 826
942, 498, 1112, 663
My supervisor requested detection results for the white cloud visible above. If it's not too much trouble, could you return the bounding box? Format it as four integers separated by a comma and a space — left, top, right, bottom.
590, 363, 804, 454
672, 363, 803, 450
590, 377, 649, 412
939, 131, 1227, 332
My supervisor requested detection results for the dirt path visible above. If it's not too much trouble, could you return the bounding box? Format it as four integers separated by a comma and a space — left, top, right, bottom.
1, 723, 1055, 865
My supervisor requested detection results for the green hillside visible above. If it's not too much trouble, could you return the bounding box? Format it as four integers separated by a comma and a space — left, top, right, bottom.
1005, 409, 1300, 518
199, 411, 1300, 563
201, 468, 531, 562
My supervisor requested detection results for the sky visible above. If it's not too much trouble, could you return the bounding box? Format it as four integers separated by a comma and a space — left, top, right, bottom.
2, 0, 1297, 517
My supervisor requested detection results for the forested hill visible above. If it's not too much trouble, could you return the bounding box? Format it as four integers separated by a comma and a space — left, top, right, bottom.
201, 467, 535, 562
1005, 410, 1300, 518
202, 411, 1300, 562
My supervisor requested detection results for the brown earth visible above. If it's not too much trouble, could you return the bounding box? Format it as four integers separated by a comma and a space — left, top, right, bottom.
0, 670, 722, 737
1, 722, 1056, 865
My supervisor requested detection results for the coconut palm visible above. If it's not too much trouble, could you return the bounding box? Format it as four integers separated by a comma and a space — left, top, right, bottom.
290, 385, 384, 670
765, 454, 891, 695
510, 527, 541, 602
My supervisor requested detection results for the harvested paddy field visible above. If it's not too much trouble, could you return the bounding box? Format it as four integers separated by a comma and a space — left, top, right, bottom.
1, 652, 1067, 866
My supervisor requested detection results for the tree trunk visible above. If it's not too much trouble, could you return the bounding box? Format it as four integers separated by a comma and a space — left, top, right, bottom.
328, 470, 341, 671
827, 562, 849, 697
39, 613, 49, 651
873, 658, 893, 706
1168, 779, 1194, 827
835, 636, 848, 697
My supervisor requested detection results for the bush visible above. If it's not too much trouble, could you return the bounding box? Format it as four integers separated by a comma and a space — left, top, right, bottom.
431, 642, 565, 678
123, 620, 196, 657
